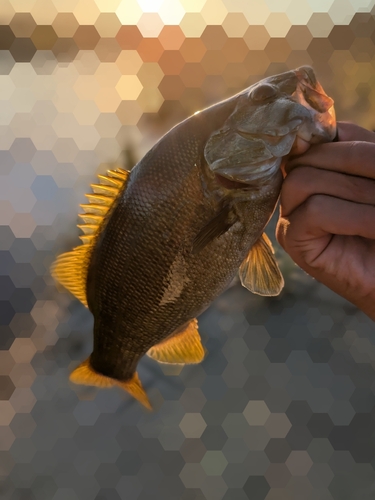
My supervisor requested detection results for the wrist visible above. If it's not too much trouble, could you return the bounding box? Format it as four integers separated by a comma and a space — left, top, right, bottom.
346, 290, 375, 321
356, 297, 375, 321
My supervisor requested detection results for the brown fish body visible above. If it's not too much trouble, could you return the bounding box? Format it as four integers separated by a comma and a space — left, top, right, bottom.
52, 66, 336, 408
87, 107, 282, 381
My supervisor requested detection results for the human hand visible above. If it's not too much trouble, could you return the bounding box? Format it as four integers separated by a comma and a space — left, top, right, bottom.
276, 122, 375, 320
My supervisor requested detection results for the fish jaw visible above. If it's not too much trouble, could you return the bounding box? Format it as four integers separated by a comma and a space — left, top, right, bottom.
290, 66, 336, 153
204, 66, 336, 187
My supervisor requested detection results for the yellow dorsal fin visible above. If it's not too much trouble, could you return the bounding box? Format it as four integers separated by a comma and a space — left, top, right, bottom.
85, 193, 114, 206
90, 184, 120, 196
239, 232, 284, 296
147, 319, 205, 364
79, 204, 110, 216
77, 224, 98, 235
107, 168, 128, 180
78, 214, 103, 225
97, 174, 123, 187
79, 235, 96, 245
51, 167, 130, 306
51, 245, 91, 306
69, 358, 151, 410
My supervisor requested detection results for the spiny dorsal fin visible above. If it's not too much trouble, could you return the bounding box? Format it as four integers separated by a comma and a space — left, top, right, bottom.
147, 319, 205, 364
51, 167, 130, 306
239, 232, 284, 296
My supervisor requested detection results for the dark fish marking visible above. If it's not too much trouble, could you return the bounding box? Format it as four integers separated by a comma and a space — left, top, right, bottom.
214, 173, 252, 190
192, 205, 235, 254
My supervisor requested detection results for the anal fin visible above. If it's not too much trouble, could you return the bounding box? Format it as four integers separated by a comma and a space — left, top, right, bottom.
69, 358, 151, 410
239, 232, 284, 296
147, 319, 205, 364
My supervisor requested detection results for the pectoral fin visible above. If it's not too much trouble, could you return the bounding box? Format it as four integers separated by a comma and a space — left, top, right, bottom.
192, 205, 235, 254
147, 319, 205, 364
239, 233, 284, 296
69, 358, 151, 410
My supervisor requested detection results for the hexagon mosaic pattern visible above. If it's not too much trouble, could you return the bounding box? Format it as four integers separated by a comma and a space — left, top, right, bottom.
1, 1, 375, 499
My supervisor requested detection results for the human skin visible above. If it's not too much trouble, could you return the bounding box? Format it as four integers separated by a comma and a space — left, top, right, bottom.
276, 121, 375, 320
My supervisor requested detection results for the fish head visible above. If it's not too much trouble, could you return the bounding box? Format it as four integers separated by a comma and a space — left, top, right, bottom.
204, 66, 336, 187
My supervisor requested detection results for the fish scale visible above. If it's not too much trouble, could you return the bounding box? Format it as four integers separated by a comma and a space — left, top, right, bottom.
88, 116, 279, 379
52, 66, 336, 409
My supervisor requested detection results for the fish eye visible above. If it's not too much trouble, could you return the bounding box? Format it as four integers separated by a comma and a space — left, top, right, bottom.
250, 83, 277, 102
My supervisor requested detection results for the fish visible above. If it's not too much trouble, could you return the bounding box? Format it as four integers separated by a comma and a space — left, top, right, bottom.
52, 66, 336, 409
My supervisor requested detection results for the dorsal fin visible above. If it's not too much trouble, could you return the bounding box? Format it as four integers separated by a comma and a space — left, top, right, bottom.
51, 167, 130, 306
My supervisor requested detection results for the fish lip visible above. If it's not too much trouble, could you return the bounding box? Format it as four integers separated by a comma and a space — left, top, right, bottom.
293, 67, 336, 121
291, 68, 337, 144
299, 81, 335, 113
295, 67, 333, 101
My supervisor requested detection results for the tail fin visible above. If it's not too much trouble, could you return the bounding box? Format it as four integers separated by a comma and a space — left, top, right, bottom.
69, 358, 151, 410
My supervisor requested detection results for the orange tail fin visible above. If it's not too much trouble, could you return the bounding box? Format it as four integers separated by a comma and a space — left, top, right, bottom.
69, 358, 151, 410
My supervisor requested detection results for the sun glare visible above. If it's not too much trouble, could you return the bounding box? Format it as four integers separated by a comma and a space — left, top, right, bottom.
137, 0, 164, 12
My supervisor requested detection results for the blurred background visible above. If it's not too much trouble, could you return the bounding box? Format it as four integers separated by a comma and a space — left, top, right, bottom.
1, 1, 375, 499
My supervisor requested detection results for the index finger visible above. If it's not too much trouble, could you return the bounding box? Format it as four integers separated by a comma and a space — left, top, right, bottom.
337, 121, 375, 142
286, 140, 375, 180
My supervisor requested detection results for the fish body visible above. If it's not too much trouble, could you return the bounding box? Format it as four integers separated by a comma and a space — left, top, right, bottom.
52, 66, 336, 408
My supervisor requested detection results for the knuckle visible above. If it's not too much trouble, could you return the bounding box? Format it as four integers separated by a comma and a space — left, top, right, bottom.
281, 166, 313, 206
303, 194, 324, 223
348, 175, 367, 198
284, 166, 312, 187
352, 172, 375, 196
346, 140, 361, 161
276, 215, 308, 262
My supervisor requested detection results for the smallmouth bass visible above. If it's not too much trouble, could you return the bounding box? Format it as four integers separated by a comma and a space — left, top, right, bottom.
52, 66, 336, 409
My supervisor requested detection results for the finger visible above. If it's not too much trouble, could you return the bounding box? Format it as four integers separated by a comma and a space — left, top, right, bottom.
279, 194, 375, 243
337, 121, 375, 143
286, 140, 375, 179
277, 212, 374, 314
280, 166, 375, 217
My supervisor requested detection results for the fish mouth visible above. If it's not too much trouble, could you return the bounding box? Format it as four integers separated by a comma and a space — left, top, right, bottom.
204, 66, 336, 188
240, 67, 337, 153
292, 66, 337, 144
295, 66, 334, 113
